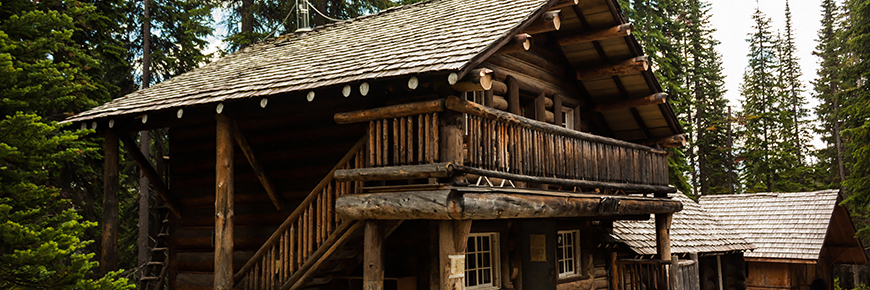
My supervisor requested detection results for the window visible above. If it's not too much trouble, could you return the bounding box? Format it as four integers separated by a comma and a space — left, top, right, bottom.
561, 108, 575, 130
557, 230, 580, 278
466, 233, 500, 289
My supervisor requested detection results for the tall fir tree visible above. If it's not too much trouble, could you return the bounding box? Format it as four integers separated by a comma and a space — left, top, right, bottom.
812, 0, 847, 189
841, 0, 870, 238
739, 7, 780, 193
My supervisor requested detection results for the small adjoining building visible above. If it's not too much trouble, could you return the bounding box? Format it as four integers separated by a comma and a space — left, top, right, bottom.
700, 190, 866, 290
611, 193, 755, 290
64, 0, 689, 289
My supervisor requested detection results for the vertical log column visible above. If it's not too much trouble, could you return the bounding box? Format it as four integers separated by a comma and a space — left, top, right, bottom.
101, 131, 120, 275
655, 213, 673, 290
364, 221, 385, 290
215, 115, 235, 290
438, 102, 471, 290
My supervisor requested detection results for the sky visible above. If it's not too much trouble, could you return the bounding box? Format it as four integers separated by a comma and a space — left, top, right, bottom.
708, 0, 825, 146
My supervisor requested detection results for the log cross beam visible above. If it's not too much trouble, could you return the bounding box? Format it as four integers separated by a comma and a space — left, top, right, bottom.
494, 33, 533, 55
594, 93, 667, 112
117, 132, 182, 218
230, 120, 284, 210
558, 23, 633, 46
523, 10, 561, 35
576, 56, 649, 80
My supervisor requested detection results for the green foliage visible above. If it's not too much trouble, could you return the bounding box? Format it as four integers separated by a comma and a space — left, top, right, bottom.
0, 114, 131, 290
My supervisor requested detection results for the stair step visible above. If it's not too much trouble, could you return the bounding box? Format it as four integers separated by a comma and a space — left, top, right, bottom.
147, 261, 165, 266
152, 247, 168, 252
162, 219, 169, 224
157, 233, 169, 238
140, 276, 160, 281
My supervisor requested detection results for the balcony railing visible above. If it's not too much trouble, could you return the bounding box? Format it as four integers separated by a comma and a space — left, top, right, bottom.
334, 97, 674, 193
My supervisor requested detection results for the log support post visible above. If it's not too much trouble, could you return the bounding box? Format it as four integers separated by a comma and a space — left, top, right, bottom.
215, 115, 235, 290
101, 131, 120, 275
655, 213, 673, 290
440, 105, 464, 183
439, 220, 472, 290
364, 220, 385, 290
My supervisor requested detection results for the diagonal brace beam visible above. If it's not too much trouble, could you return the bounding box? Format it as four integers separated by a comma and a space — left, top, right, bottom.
231, 120, 284, 210
118, 132, 182, 218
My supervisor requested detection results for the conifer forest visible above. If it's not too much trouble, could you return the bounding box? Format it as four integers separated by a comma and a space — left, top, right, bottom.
2, 0, 870, 288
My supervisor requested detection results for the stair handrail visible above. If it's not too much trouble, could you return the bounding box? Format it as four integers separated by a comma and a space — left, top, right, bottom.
234, 137, 367, 285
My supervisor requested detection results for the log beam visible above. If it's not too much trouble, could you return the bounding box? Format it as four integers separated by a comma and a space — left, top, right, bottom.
215, 114, 235, 290
558, 24, 632, 46
639, 134, 687, 148
335, 99, 445, 124
495, 33, 532, 55
655, 213, 673, 290
117, 132, 182, 218
594, 93, 667, 112
576, 56, 649, 80
334, 163, 454, 182
364, 220, 385, 290
450, 68, 493, 92
550, 0, 579, 10
101, 131, 120, 275
524, 10, 561, 35
231, 121, 283, 210
335, 189, 683, 220
439, 220, 472, 290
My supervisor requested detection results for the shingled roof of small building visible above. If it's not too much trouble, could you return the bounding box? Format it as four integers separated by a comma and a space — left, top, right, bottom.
612, 192, 755, 256
65, 0, 551, 123
699, 190, 840, 261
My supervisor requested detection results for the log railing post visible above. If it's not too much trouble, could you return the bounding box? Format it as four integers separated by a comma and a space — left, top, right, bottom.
215, 115, 235, 290
364, 220, 385, 290
101, 131, 120, 275
655, 213, 672, 290
440, 103, 464, 183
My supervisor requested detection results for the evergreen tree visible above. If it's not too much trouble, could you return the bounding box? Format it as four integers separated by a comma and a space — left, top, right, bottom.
841, 0, 870, 238
812, 0, 847, 189
618, 0, 692, 194
738, 7, 779, 193
0, 0, 134, 288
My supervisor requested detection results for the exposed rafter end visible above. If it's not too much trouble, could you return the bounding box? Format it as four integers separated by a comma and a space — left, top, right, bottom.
558, 23, 633, 46
523, 10, 561, 35
576, 56, 649, 80
594, 92, 667, 112
639, 134, 687, 148
494, 33, 532, 55
450, 68, 493, 92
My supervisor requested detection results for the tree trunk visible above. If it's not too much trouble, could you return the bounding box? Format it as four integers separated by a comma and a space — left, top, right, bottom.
241, 0, 254, 33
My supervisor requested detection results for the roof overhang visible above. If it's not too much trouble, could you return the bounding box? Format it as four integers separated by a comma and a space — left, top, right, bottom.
335, 187, 682, 220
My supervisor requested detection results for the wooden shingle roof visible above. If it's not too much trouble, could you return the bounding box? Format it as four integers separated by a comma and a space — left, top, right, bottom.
699, 190, 840, 261
65, 0, 551, 123
612, 193, 755, 255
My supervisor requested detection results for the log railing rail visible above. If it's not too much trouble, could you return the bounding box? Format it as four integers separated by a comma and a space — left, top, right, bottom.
234, 137, 366, 289
616, 259, 670, 290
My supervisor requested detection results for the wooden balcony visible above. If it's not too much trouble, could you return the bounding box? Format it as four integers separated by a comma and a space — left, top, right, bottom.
333, 96, 674, 194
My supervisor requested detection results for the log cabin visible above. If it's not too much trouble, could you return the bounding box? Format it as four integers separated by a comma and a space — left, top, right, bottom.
64, 0, 687, 289
611, 193, 755, 290
700, 190, 866, 290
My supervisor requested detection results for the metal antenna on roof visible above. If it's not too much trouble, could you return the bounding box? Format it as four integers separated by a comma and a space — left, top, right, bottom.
295, 0, 311, 32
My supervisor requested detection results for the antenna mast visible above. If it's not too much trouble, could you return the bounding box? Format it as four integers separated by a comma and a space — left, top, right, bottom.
296, 0, 311, 32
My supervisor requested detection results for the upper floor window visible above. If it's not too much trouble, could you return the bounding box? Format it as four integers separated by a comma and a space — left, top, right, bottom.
561, 108, 575, 130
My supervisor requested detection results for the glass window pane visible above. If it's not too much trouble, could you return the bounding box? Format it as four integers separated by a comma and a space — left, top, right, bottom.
483, 268, 491, 284
482, 252, 491, 267
468, 237, 475, 252
467, 253, 476, 268
467, 270, 477, 286
481, 236, 490, 251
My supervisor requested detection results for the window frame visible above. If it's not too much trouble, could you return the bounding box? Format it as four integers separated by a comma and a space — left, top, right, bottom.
465, 232, 501, 290
561, 107, 575, 130
556, 230, 582, 278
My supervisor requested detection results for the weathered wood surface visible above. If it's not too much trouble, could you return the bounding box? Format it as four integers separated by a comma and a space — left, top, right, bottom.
215, 114, 235, 290
231, 120, 284, 210
485, 60, 582, 106
283, 221, 364, 290
333, 163, 454, 182
364, 221, 384, 290
335, 189, 683, 220
558, 23, 632, 46
655, 213, 672, 261
334, 99, 445, 124
576, 56, 649, 80
507, 76, 521, 115
102, 131, 120, 275
524, 10, 561, 34
550, 0, 579, 9
438, 220, 472, 290
594, 93, 667, 112
117, 132, 182, 217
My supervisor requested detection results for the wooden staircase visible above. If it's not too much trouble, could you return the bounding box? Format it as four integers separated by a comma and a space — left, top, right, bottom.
234, 138, 368, 290
140, 207, 171, 289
